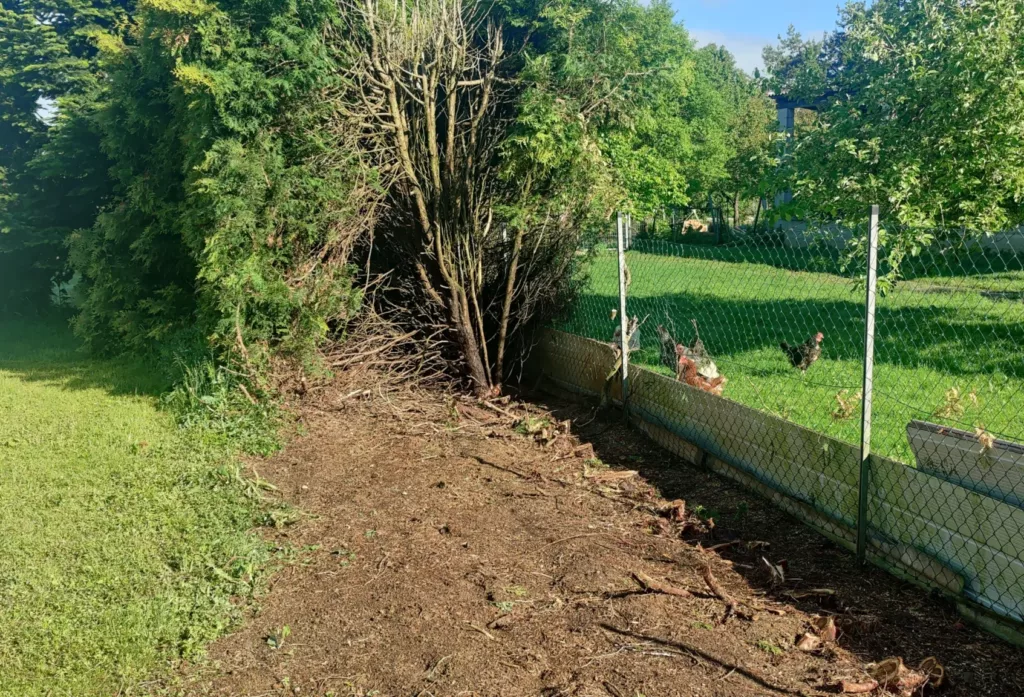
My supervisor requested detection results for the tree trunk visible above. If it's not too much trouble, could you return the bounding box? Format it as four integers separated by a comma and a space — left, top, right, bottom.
451, 292, 491, 394
493, 226, 524, 385
733, 192, 740, 229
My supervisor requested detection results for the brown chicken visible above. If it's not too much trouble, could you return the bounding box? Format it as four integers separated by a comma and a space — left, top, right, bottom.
781, 332, 824, 372
676, 346, 727, 396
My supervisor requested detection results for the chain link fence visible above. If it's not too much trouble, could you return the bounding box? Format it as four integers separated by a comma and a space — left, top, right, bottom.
542, 212, 1024, 643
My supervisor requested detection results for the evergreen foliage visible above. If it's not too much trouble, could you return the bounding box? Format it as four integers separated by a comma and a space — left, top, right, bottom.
70, 0, 366, 372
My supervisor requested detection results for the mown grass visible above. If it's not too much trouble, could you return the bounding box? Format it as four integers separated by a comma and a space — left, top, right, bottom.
0, 318, 269, 696
560, 241, 1024, 463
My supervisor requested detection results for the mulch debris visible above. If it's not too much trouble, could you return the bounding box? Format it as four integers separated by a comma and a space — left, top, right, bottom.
181, 378, 1023, 697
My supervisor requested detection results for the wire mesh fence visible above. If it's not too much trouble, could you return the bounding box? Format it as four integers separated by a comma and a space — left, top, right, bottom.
546, 211, 1024, 639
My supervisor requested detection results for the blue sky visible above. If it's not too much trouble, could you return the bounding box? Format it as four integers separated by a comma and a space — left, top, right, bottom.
671, 0, 845, 74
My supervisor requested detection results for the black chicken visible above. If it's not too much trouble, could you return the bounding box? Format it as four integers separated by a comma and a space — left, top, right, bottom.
781, 332, 824, 372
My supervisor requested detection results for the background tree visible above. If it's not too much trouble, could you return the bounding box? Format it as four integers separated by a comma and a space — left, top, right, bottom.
0, 0, 132, 312
769, 0, 1024, 278
721, 91, 777, 228
599, 25, 773, 223
331, 0, 691, 391
759, 25, 826, 103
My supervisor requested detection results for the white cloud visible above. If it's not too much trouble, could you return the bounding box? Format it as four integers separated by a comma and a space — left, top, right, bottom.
688, 29, 770, 75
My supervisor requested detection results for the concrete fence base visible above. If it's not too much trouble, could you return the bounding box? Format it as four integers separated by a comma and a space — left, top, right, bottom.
536, 328, 1024, 647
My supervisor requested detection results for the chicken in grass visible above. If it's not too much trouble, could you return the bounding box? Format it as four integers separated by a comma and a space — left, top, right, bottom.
658, 318, 720, 380
676, 347, 726, 396
780, 332, 824, 372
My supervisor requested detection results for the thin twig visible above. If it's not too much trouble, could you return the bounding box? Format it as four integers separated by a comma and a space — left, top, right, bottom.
632, 571, 693, 598
464, 621, 497, 641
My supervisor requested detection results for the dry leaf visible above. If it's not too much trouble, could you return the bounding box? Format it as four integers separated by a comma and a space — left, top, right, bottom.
838, 679, 878, 694
975, 426, 996, 454
667, 499, 686, 522
918, 656, 945, 687
810, 616, 837, 643
796, 633, 821, 652
867, 657, 903, 687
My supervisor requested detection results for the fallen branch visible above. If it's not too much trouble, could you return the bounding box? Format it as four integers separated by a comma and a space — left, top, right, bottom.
602, 682, 626, 697
585, 469, 638, 484
632, 571, 693, 598
237, 383, 258, 405
699, 554, 747, 623
477, 399, 519, 420
706, 540, 741, 553
462, 452, 530, 480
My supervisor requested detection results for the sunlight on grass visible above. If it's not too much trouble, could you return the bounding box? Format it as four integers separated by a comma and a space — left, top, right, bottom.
0, 318, 267, 696
560, 243, 1024, 463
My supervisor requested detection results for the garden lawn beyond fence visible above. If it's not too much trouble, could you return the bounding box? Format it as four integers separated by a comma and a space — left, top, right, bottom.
560, 237, 1024, 466
544, 222, 1024, 644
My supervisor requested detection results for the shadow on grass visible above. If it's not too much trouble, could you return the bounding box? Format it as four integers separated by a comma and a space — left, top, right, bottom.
630, 238, 1024, 283
0, 316, 168, 397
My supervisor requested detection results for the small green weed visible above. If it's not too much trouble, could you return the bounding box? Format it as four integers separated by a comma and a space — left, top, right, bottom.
332, 549, 357, 566
505, 585, 529, 598
264, 505, 301, 529
266, 626, 291, 650
756, 639, 784, 656
515, 415, 551, 436
163, 353, 283, 457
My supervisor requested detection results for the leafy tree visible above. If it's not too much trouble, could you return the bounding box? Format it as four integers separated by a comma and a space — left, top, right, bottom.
722, 91, 777, 227
600, 17, 772, 221
771, 0, 1024, 278
759, 24, 826, 103
596, 2, 697, 217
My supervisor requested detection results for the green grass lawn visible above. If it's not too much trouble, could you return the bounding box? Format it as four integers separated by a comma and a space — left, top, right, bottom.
560, 240, 1024, 464
0, 318, 267, 696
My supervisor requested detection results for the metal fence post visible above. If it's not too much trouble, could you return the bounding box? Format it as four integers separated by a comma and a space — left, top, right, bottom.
616, 212, 630, 411
856, 205, 880, 563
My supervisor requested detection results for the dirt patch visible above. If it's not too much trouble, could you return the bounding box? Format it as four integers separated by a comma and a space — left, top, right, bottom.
185, 380, 1022, 697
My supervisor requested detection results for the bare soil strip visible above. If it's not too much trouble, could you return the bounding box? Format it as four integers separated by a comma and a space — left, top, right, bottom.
185, 382, 1022, 697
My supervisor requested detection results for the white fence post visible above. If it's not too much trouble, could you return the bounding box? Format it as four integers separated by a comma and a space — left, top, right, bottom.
856, 204, 880, 563
616, 212, 630, 410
